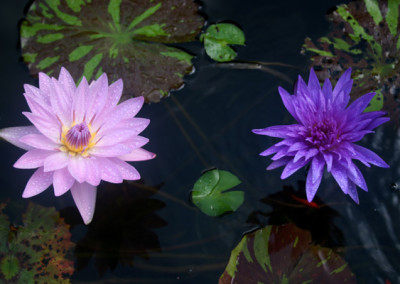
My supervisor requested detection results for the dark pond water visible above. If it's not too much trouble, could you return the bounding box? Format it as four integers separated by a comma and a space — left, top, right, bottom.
2, 0, 400, 283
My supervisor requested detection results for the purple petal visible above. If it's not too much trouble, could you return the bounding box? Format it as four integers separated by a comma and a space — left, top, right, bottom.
281, 158, 309, 179
307, 68, 321, 99
288, 142, 308, 152
111, 158, 141, 180
322, 78, 333, 100
68, 156, 87, 183
305, 155, 325, 202
22, 167, 53, 198
0, 126, 40, 150
260, 144, 285, 156
118, 148, 156, 161
347, 182, 359, 204
347, 162, 368, 192
252, 124, 302, 138
53, 168, 75, 196
14, 149, 52, 169
346, 93, 375, 116
97, 158, 123, 183
70, 182, 97, 224
90, 144, 132, 157
352, 144, 389, 168
43, 152, 69, 172
331, 160, 349, 194
323, 153, 333, 172
271, 147, 290, 161
365, 117, 390, 131
332, 68, 352, 98
267, 156, 292, 170
19, 134, 59, 150
278, 86, 299, 121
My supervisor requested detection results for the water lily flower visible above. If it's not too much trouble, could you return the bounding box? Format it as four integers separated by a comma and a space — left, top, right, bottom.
252, 68, 389, 203
0, 68, 155, 224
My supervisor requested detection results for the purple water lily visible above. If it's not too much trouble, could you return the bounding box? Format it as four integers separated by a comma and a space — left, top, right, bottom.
0, 68, 155, 224
252, 68, 389, 203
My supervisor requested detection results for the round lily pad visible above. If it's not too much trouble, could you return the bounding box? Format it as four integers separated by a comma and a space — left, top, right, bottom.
200, 23, 245, 62
219, 223, 356, 284
20, 0, 204, 102
191, 169, 244, 217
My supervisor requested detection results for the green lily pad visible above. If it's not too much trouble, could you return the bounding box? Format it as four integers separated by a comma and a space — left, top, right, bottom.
0, 202, 74, 283
302, 0, 400, 124
20, 0, 204, 102
191, 169, 244, 217
219, 224, 356, 284
200, 23, 245, 62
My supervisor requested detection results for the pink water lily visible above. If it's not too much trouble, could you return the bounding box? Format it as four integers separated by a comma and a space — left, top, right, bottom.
0, 67, 155, 224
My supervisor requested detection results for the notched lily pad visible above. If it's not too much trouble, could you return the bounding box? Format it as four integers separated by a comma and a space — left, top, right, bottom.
302, 0, 400, 124
200, 23, 245, 62
20, 0, 204, 102
219, 223, 355, 284
0, 202, 74, 283
191, 169, 244, 217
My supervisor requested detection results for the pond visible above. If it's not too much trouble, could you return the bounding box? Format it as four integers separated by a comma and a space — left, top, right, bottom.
1, 0, 400, 283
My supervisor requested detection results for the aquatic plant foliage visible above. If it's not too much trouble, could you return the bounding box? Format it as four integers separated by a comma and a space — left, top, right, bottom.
302, 0, 400, 123
191, 169, 244, 216
0, 202, 74, 283
200, 23, 245, 62
0, 68, 155, 224
20, 0, 204, 102
219, 223, 355, 283
253, 68, 389, 203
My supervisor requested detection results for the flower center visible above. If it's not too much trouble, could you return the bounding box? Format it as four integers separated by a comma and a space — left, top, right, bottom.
306, 119, 340, 150
60, 122, 94, 156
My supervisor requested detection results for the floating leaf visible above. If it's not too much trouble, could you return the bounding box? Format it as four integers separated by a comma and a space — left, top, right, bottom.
191, 169, 244, 216
302, 0, 400, 124
200, 23, 245, 62
0, 202, 74, 283
219, 224, 356, 284
20, 0, 204, 102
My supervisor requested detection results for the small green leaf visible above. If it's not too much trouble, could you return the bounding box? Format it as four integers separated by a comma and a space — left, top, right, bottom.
201, 23, 245, 62
1, 255, 19, 280
191, 169, 244, 216
386, 0, 400, 36
364, 0, 383, 25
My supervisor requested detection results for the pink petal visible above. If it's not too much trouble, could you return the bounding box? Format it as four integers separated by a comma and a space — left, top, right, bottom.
90, 144, 132, 157
24, 84, 42, 100
23, 112, 61, 143
113, 117, 150, 136
0, 126, 40, 151
24, 92, 55, 120
43, 151, 69, 172
118, 148, 156, 161
50, 77, 73, 125
111, 158, 140, 180
70, 182, 97, 224
83, 157, 101, 186
68, 156, 87, 183
85, 73, 109, 122
93, 97, 144, 131
98, 158, 123, 183
121, 136, 149, 149
14, 149, 52, 169
19, 134, 59, 150
107, 79, 123, 107
38, 72, 53, 103
22, 167, 53, 198
58, 67, 76, 98
73, 77, 89, 123
95, 128, 140, 147
53, 168, 75, 196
